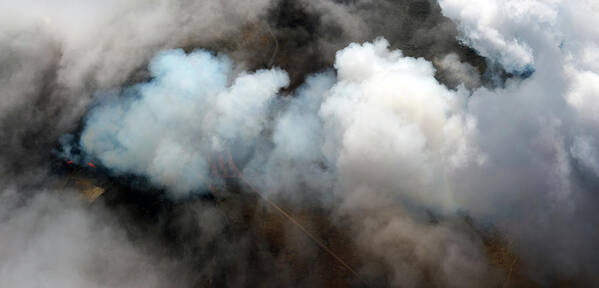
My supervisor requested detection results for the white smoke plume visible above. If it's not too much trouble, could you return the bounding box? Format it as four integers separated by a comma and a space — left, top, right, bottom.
80, 49, 289, 197
0, 0, 275, 183
437, 0, 599, 281
2, 0, 599, 286
75, 0, 599, 284
76, 38, 496, 286
79, 39, 482, 208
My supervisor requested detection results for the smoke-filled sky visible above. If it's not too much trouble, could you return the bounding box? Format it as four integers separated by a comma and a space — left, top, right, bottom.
1, 0, 599, 287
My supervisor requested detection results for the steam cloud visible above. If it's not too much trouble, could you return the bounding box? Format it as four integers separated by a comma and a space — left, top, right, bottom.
2, 0, 599, 287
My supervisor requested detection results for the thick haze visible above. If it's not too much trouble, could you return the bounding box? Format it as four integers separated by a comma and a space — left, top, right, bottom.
1, 0, 598, 287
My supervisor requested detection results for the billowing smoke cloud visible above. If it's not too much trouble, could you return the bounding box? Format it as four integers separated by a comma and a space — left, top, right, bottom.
0, 0, 275, 187
3, 0, 599, 286
0, 1, 285, 287
74, 0, 599, 285
78, 39, 482, 205
80, 49, 289, 196
436, 0, 599, 282
74, 38, 496, 286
